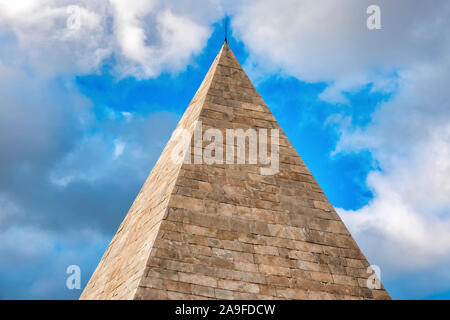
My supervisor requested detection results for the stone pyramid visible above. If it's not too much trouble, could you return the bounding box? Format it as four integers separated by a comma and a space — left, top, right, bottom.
80, 42, 390, 300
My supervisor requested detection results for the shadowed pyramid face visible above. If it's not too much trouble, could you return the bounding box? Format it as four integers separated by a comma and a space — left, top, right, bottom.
80, 43, 390, 300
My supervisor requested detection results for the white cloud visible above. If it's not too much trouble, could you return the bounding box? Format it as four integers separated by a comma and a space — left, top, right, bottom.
0, 0, 111, 76
335, 61, 450, 274
110, 0, 219, 78
49, 110, 178, 187
0, 0, 212, 298
0, 0, 222, 78
113, 139, 126, 159
230, 0, 450, 289
231, 0, 450, 97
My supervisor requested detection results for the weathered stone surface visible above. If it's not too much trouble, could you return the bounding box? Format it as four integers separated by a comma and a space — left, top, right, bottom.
80, 42, 390, 300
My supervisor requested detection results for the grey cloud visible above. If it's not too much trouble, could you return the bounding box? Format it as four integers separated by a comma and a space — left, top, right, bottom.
230, 0, 450, 100
0, 0, 216, 299
227, 0, 450, 297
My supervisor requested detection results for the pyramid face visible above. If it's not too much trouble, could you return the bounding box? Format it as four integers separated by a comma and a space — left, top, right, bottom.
80, 43, 390, 300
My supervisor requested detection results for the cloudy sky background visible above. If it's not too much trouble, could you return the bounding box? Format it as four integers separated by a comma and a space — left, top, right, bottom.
0, 0, 449, 299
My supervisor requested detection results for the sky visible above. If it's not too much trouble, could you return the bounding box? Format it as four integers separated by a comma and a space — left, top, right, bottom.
0, 0, 449, 300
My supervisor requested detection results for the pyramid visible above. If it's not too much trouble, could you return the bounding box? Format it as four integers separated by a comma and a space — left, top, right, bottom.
80, 42, 390, 300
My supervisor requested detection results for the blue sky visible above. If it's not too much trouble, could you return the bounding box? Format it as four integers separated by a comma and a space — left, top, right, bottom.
0, 0, 449, 300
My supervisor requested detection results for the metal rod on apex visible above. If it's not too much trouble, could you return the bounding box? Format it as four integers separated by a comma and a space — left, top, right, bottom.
225, 18, 228, 43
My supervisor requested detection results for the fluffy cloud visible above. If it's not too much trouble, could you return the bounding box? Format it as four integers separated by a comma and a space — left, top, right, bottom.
0, 62, 179, 298
230, 0, 450, 295
231, 0, 450, 102
0, 0, 221, 78
110, 0, 220, 78
0, 0, 214, 298
0, 0, 111, 76
336, 60, 450, 275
